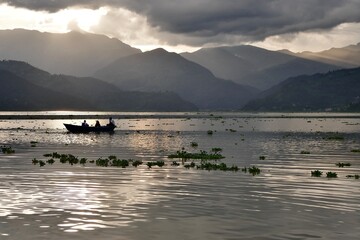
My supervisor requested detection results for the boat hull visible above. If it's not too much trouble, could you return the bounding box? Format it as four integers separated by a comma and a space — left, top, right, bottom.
64, 124, 115, 133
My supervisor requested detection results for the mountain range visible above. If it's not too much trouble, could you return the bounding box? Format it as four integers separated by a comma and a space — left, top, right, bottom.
0, 29, 140, 77
0, 29, 359, 112
0, 60, 197, 111
182, 45, 346, 90
94, 48, 259, 110
243, 67, 360, 112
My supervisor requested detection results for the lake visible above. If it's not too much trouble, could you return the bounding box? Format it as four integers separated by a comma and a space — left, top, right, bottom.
0, 112, 360, 240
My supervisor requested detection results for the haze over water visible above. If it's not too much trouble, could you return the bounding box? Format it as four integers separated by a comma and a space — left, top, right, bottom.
0, 112, 360, 240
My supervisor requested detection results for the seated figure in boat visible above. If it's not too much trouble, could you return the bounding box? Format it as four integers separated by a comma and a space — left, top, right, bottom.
95, 120, 101, 127
108, 117, 116, 126
82, 120, 89, 127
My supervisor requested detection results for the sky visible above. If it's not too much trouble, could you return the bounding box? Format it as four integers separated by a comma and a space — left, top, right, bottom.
0, 0, 360, 53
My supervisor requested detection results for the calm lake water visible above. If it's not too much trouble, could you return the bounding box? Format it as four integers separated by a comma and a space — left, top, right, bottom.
0, 112, 360, 240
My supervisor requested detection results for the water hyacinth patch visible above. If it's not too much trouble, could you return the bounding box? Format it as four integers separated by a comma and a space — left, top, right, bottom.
326, 172, 338, 178
300, 151, 310, 154
147, 161, 165, 168
259, 156, 266, 160
311, 170, 323, 177
168, 150, 225, 160
1, 146, 15, 154
248, 166, 261, 175
336, 162, 351, 167
346, 175, 360, 179
131, 160, 143, 167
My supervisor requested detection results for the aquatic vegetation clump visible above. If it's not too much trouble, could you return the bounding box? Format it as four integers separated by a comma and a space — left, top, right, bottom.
346, 175, 359, 179
207, 130, 213, 135
326, 172, 338, 178
184, 162, 196, 169
350, 149, 360, 153
324, 134, 344, 140
248, 166, 261, 175
80, 158, 87, 165
1, 146, 15, 154
168, 150, 225, 160
39, 160, 46, 167
259, 156, 266, 160
43, 152, 61, 158
171, 161, 180, 166
300, 151, 310, 154
46, 159, 55, 164
131, 160, 143, 167
196, 161, 239, 172
190, 142, 198, 147
58, 154, 79, 165
335, 162, 351, 167
147, 161, 165, 168
111, 159, 129, 168
32, 158, 39, 165
311, 170, 323, 177
96, 158, 110, 167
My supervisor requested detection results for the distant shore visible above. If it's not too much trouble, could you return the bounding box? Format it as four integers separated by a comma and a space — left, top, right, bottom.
0, 112, 359, 120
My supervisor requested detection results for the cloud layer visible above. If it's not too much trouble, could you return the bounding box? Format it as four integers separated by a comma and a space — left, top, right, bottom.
2, 0, 360, 47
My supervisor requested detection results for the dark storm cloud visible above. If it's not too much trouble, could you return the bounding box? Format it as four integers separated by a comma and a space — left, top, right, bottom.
2, 0, 360, 42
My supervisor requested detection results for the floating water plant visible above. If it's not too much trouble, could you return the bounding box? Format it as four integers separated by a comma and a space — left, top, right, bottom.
1, 146, 15, 154
324, 134, 344, 140
248, 166, 261, 175
171, 161, 180, 166
32, 158, 39, 165
168, 150, 225, 160
96, 158, 110, 167
147, 161, 165, 168
335, 162, 351, 167
259, 156, 266, 160
46, 159, 55, 164
300, 151, 310, 154
311, 170, 323, 177
80, 158, 87, 165
350, 149, 360, 153
184, 162, 196, 169
346, 175, 360, 179
190, 142, 198, 147
132, 160, 143, 167
39, 160, 46, 167
111, 159, 129, 168
326, 172, 338, 178
197, 161, 239, 172
207, 130, 213, 135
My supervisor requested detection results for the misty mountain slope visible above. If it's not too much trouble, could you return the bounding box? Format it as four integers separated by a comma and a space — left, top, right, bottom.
183, 45, 341, 90
181, 45, 295, 80
181, 48, 255, 80
0, 60, 197, 111
94, 48, 260, 110
0, 70, 91, 110
242, 68, 360, 112
0, 29, 141, 76
298, 42, 360, 68
240, 58, 341, 90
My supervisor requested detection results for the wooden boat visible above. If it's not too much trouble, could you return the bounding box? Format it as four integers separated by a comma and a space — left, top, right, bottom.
64, 123, 116, 133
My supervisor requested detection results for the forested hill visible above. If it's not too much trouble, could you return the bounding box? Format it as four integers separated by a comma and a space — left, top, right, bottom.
242, 68, 360, 112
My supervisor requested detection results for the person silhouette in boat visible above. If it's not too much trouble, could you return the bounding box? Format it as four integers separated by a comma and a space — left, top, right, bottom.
82, 120, 89, 127
95, 120, 101, 127
108, 117, 116, 127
